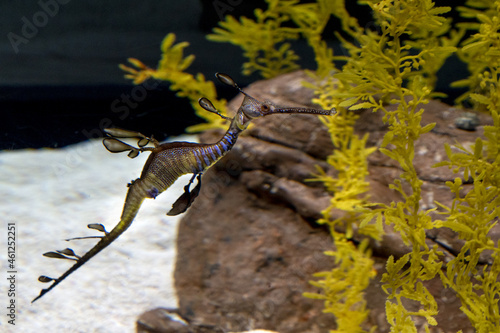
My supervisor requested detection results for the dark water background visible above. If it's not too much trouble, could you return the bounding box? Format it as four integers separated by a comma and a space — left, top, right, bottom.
0, 0, 466, 150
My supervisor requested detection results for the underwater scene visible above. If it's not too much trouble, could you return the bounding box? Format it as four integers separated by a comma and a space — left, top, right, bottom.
1, 1, 499, 332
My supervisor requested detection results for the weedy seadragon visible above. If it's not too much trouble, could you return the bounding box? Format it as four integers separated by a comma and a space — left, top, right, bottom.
32, 73, 335, 302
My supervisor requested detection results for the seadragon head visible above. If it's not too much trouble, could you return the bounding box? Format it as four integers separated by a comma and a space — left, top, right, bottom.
199, 73, 336, 131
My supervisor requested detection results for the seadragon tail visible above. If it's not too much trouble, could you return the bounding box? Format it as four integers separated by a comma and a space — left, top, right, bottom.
32, 184, 146, 303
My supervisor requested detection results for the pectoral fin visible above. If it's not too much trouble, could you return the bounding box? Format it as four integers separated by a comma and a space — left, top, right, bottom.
103, 138, 141, 158
38, 276, 55, 283
167, 174, 202, 216
103, 138, 135, 153
104, 127, 158, 147
43, 248, 80, 261
104, 128, 144, 138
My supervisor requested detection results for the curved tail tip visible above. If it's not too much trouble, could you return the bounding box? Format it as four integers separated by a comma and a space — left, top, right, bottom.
32, 289, 47, 303
32, 279, 56, 303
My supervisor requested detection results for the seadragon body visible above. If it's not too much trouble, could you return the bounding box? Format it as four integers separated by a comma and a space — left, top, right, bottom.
32, 73, 334, 302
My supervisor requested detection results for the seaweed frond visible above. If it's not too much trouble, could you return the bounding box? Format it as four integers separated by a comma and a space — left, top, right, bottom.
120, 33, 228, 132
326, 1, 457, 331
452, 0, 500, 108
433, 3, 500, 329
207, 0, 302, 79
304, 239, 376, 333
306, 99, 379, 332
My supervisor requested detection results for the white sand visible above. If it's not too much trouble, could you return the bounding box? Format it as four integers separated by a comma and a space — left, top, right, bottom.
0, 137, 197, 333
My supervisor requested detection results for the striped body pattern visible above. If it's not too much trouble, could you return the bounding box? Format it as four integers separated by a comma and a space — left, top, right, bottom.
191, 128, 239, 172
119, 127, 240, 223
130, 127, 239, 202
33, 72, 333, 303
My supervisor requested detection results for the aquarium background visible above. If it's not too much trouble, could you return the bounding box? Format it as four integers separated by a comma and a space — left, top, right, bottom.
0, 1, 260, 150
0, 0, 464, 151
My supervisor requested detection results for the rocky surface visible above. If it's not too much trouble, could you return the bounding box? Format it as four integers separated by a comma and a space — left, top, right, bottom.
139, 71, 498, 333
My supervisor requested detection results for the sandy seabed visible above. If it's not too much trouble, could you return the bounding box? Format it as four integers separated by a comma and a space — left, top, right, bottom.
0, 137, 197, 333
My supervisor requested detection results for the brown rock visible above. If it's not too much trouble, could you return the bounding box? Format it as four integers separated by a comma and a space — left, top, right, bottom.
137, 308, 192, 333
137, 308, 226, 333
140, 71, 498, 332
174, 167, 337, 332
